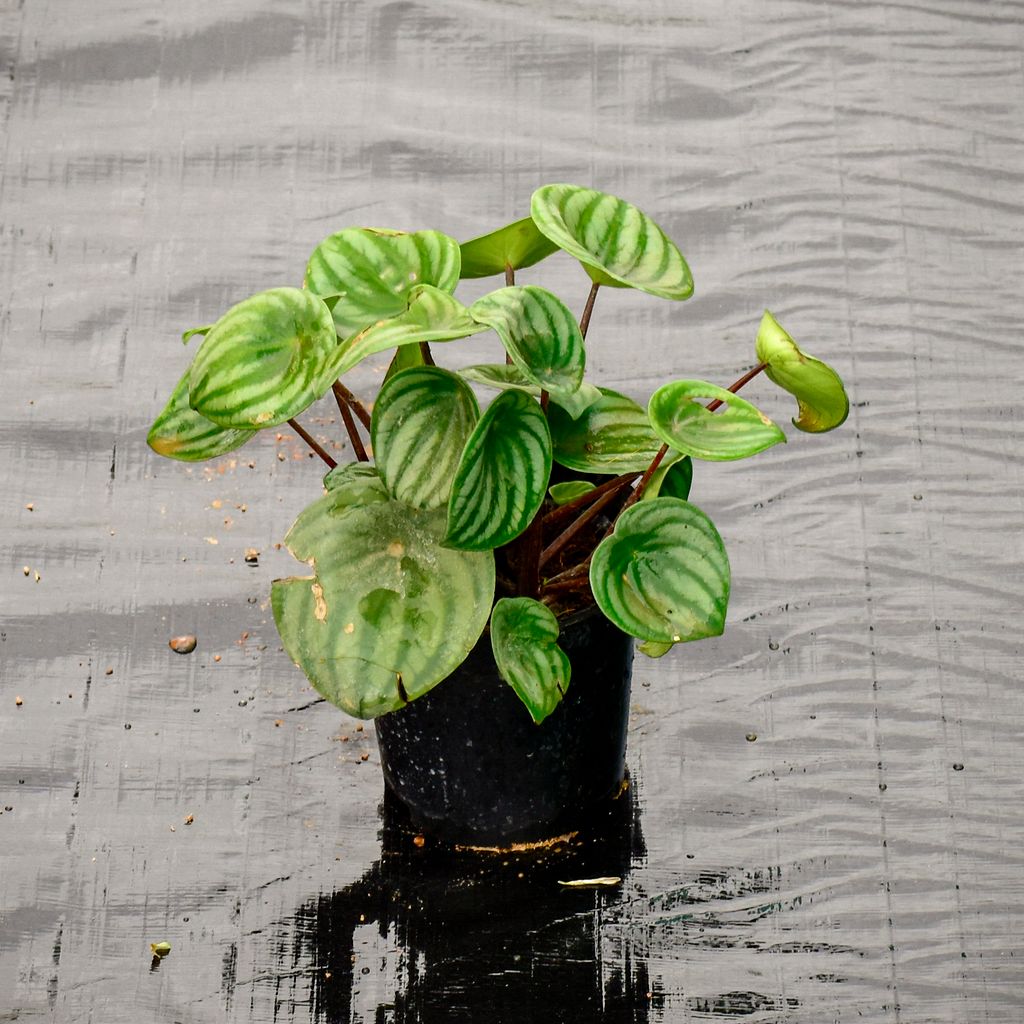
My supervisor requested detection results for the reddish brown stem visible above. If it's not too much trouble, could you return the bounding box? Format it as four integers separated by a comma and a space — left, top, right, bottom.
539, 483, 626, 570
542, 472, 639, 533
602, 443, 670, 538
288, 418, 337, 470
541, 559, 592, 594
332, 381, 371, 430
579, 281, 601, 339
541, 572, 594, 598
706, 361, 769, 412
339, 402, 369, 462
515, 515, 544, 600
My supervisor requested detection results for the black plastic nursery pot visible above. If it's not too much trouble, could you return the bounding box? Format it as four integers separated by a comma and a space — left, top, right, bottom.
374, 606, 635, 846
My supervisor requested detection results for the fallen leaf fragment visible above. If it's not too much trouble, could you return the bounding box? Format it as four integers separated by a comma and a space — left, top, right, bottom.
557, 876, 622, 888
169, 635, 197, 654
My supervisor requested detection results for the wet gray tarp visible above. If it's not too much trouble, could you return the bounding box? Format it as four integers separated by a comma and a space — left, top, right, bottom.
1, 1, 1022, 1021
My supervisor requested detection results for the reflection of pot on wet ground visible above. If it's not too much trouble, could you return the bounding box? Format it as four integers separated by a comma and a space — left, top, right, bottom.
375, 606, 635, 845
291, 778, 651, 1023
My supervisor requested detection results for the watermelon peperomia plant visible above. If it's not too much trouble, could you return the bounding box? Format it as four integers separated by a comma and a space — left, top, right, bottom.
148, 184, 848, 725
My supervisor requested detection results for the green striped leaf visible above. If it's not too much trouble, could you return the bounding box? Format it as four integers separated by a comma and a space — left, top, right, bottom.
371, 367, 479, 510
643, 455, 693, 502
490, 597, 570, 724
458, 364, 601, 420
459, 217, 559, 279
549, 480, 595, 505
549, 387, 682, 474
445, 390, 552, 551
306, 228, 461, 335
469, 285, 585, 398
272, 495, 495, 719
148, 369, 256, 462
755, 312, 849, 433
590, 498, 730, 643
326, 285, 486, 379
648, 380, 786, 461
531, 184, 693, 300
188, 288, 337, 429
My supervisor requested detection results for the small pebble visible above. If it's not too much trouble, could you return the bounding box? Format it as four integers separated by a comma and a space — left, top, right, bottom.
745, 732, 758, 742
879, 783, 887, 791
953, 763, 964, 771
25, 503, 34, 512
213, 654, 221, 663
768, 640, 779, 651
244, 548, 260, 565
15, 696, 23, 706
913, 493, 923, 501
105, 667, 113, 676
184, 814, 194, 825
359, 752, 369, 762
169, 635, 197, 654
412, 835, 426, 848
22, 566, 30, 576
34, 572, 41, 583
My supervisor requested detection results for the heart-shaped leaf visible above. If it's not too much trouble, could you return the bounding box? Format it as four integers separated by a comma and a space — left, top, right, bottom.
148, 369, 256, 462
459, 217, 559, 279
445, 390, 552, 551
326, 285, 486, 379
306, 228, 461, 336
549, 480, 595, 505
755, 312, 849, 432
468, 285, 586, 399
188, 288, 338, 429
371, 367, 479, 510
531, 184, 693, 300
648, 380, 786, 461
490, 597, 570, 724
643, 455, 693, 502
590, 497, 730, 643
549, 387, 682, 474
458, 364, 601, 420
272, 494, 495, 719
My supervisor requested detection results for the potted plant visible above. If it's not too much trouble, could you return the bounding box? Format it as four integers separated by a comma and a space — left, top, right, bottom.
148, 184, 848, 846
